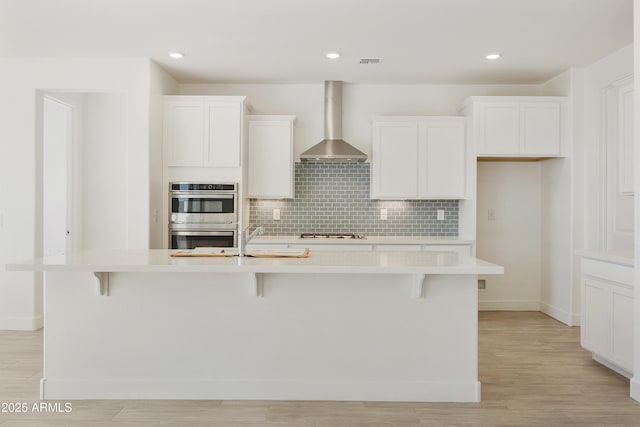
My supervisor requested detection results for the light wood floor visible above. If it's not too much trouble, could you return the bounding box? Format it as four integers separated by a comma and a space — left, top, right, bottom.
1, 311, 639, 426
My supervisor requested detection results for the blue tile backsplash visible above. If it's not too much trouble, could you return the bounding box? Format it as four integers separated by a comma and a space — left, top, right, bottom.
249, 162, 459, 236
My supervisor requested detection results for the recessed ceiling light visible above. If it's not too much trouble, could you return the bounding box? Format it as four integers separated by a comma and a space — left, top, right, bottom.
326, 52, 341, 59
169, 52, 184, 59
485, 53, 501, 60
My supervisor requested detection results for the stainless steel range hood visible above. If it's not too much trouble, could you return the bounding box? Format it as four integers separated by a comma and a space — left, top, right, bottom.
300, 81, 367, 163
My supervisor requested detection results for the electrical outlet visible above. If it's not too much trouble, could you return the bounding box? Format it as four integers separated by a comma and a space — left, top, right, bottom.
437, 209, 445, 221
273, 209, 281, 220
478, 279, 486, 290
488, 209, 496, 221
380, 208, 388, 220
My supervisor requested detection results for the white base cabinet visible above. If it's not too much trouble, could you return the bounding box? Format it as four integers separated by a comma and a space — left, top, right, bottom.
164, 96, 245, 168
581, 257, 634, 377
371, 117, 465, 200
461, 96, 567, 158
247, 115, 295, 198
249, 241, 472, 255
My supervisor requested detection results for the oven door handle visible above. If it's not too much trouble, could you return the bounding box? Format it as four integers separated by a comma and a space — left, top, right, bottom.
171, 194, 235, 199
171, 231, 235, 236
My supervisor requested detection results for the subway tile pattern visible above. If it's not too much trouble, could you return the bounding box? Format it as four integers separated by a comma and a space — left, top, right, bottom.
249, 163, 458, 236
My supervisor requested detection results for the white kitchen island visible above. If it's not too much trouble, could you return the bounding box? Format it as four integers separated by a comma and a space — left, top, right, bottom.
8, 249, 503, 402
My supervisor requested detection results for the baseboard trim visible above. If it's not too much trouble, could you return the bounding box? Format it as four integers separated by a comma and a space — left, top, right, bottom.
478, 300, 540, 311
571, 313, 581, 326
0, 315, 43, 331
592, 354, 633, 379
539, 302, 572, 326
42, 378, 481, 402
631, 377, 640, 402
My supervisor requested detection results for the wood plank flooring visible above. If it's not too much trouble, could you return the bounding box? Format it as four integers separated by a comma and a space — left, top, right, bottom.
0, 311, 639, 426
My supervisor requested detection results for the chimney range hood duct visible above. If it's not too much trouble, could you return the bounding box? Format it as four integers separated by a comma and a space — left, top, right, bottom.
300, 81, 367, 163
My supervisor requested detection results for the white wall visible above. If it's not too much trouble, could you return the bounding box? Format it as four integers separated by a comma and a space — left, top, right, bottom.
81, 93, 128, 249
149, 61, 178, 249
0, 58, 152, 330
540, 157, 574, 323
582, 45, 634, 253
631, 0, 640, 403
476, 162, 542, 310
535, 70, 576, 325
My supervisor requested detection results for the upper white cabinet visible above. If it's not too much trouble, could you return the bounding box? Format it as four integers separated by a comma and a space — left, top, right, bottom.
477, 102, 520, 155
418, 120, 465, 198
371, 116, 465, 200
371, 119, 419, 199
164, 96, 245, 167
247, 115, 295, 198
462, 96, 567, 158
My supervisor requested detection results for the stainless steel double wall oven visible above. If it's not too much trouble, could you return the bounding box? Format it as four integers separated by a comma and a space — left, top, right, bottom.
169, 183, 238, 249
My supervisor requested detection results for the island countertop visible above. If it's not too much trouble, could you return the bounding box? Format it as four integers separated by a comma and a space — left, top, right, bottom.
7, 249, 503, 275
11, 248, 504, 402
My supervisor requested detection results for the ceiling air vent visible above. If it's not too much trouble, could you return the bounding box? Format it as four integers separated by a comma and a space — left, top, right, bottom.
359, 58, 383, 65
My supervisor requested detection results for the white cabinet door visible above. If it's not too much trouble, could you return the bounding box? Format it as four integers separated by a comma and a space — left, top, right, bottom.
581, 258, 634, 375
165, 101, 205, 167
618, 83, 634, 195
478, 103, 519, 155
468, 97, 565, 157
582, 277, 609, 356
371, 117, 465, 200
205, 101, 242, 167
371, 120, 419, 199
421, 245, 471, 255
165, 96, 244, 168
418, 120, 465, 198
520, 102, 560, 155
611, 286, 634, 370
248, 116, 295, 198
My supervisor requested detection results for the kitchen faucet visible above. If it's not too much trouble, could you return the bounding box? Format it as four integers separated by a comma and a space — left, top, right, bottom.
238, 225, 265, 257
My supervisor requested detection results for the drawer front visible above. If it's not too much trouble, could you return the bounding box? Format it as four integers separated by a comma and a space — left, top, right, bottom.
422, 245, 471, 256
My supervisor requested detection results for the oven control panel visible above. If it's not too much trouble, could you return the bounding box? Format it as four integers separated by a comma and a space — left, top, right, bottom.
170, 183, 236, 191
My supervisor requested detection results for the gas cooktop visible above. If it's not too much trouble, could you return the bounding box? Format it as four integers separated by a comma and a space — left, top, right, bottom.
299, 233, 365, 239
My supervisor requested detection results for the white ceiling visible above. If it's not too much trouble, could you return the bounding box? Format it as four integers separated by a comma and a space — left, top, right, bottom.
0, 0, 633, 84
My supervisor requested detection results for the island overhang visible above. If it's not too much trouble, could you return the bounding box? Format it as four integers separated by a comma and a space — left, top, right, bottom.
6, 249, 503, 402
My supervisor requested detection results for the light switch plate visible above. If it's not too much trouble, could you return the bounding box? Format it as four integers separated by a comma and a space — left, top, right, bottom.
273, 209, 281, 220
380, 208, 388, 220
437, 209, 444, 221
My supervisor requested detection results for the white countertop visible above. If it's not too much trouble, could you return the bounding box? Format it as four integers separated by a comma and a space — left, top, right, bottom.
250, 236, 474, 245
7, 249, 503, 275
577, 250, 634, 267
